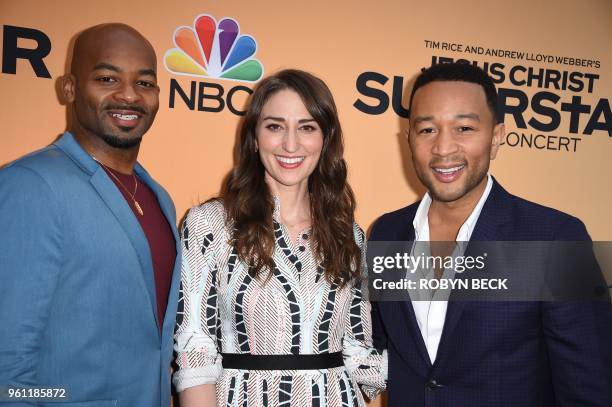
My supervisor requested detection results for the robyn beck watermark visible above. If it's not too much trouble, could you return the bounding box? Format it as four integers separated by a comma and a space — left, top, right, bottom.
365, 241, 611, 302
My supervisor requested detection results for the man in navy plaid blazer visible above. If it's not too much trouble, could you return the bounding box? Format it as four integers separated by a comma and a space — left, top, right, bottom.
370, 63, 612, 406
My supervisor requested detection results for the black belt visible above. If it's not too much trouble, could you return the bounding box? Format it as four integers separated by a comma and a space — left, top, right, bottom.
221, 352, 343, 370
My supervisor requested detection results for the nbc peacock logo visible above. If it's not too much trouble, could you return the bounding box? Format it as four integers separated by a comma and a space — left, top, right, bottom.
164, 14, 264, 83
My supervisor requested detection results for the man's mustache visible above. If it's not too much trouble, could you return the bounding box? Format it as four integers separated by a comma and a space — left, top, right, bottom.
104, 104, 147, 114
428, 156, 467, 167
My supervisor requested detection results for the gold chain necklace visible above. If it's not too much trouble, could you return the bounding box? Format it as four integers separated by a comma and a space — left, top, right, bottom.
92, 156, 144, 216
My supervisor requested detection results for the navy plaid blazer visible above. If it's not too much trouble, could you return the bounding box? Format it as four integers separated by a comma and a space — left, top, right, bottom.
370, 178, 612, 407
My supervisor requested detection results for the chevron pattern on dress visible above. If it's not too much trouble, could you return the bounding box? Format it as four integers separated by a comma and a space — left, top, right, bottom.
262, 378, 268, 406
201, 232, 214, 255
226, 376, 236, 407
349, 285, 365, 341
175, 280, 185, 329
278, 375, 292, 406
227, 246, 239, 284
346, 372, 360, 407
312, 377, 321, 407
274, 220, 303, 277
235, 272, 253, 352
339, 375, 351, 407
205, 267, 218, 336
242, 372, 250, 407
182, 222, 190, 250
317, 281, 338, 352
273, 267, 301, 354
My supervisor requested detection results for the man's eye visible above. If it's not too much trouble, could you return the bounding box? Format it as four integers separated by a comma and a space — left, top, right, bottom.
418, 128, 435, 134
138, 80, 156, 88
458, 126, 474, 132
96, 76, 116, 83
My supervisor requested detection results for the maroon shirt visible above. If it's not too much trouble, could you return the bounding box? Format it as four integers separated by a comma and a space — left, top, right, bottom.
101, 165, 176, 329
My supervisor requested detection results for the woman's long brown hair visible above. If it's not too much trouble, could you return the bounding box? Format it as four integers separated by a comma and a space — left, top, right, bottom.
220, 69, 361, 286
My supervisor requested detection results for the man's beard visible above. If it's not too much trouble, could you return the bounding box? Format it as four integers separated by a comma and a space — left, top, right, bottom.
423, 164, 488, 203
100, 131, 143, 149
98, 103, 148, 149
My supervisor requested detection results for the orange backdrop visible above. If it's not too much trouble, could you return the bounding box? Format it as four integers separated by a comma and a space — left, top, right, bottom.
1, 1, 611, 405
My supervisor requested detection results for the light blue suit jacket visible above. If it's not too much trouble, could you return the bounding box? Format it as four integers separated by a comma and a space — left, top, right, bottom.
0, 132, 181, 406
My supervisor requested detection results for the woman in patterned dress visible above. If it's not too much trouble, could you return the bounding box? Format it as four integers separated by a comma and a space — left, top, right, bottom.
174, 69, 387, 407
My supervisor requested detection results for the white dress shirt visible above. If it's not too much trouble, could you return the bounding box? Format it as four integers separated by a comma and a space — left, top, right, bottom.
411, 174, 493, 363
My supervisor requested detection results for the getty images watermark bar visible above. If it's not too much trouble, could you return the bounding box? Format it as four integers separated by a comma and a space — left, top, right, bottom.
366, 241, 611, 302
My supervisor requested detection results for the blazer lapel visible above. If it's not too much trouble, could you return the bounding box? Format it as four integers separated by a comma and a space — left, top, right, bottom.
434, 178, 513, 366
89, 168, 158, 324
385, 219, 433, 368
134, 164, 181, 345
402, 300, 433, 368
55, 133, 159, 331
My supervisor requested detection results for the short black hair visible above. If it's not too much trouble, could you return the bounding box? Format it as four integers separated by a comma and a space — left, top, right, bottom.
409, 62, 500, 123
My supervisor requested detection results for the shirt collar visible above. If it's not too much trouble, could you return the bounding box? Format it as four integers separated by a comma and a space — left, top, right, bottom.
413, 174, 493, 242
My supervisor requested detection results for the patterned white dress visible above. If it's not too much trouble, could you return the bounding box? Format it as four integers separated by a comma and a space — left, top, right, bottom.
173, 200, 386, 406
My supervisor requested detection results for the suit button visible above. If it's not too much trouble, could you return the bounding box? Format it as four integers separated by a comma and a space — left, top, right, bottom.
426, 379, 443, 390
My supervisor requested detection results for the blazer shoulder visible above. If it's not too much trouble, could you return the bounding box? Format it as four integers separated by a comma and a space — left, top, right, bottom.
0, 145, 77, 202
2, 144, 72, 179
370, 201, 420, 241
378, 202, 420, 223
505, 192, 589, 240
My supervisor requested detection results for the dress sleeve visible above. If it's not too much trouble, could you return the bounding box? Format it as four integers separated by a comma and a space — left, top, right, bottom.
173, 204, 223, 392
342, 226, 388, 400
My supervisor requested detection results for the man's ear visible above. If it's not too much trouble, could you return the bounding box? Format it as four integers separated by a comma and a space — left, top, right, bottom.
61, 74, 76, 103
490, 122, 504, 160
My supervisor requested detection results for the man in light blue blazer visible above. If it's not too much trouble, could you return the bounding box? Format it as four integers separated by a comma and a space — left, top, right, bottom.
0, 24, 181, 406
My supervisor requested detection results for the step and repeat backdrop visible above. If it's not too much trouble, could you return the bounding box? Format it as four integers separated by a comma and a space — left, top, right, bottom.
1, 0, 610, 403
